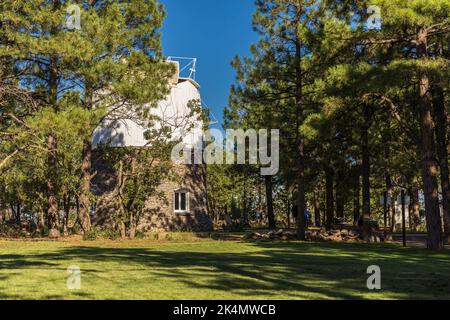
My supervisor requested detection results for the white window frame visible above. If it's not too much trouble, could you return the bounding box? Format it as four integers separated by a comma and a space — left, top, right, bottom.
174, 189, 190, 214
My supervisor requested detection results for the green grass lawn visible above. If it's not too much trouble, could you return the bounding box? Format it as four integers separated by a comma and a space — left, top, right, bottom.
0, 238, 449, 300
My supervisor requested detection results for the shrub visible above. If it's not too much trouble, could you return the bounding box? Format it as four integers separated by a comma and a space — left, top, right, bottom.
134, 230, 146, 240
83, 230, 98, 241
223, 223, 246, 232
165, 232, 185, 241
99, 229, 121, 240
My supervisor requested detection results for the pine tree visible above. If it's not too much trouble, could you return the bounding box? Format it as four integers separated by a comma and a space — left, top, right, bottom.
0, 0, 173, 236
63, 0, 172, 233
230, 0, 335, 239
359, 0, 449, 249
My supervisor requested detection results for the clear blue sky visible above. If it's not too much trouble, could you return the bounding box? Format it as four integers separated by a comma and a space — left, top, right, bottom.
160, 0, 258, 128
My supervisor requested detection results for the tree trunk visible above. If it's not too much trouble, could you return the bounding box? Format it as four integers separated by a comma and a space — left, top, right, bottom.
79, 83, 94, 234
15, 201, 21, 225
386, 175, 395, 233
383, 117, 394, 234
325, 166, 334, 230
79, 140, 92, 234
287, 199, 291, 229
416, 27, 443, 250
257, 182, 263, 224
361, 104, 371, 241
313, 190, 321, 227
63, 194, 70, 236
407, 188, 413, 230
47, 54, 60, 238
242, 177, 249, 226
129, 211, 136, 240
47, 132, 60, 237
0, 201, 5, 223
353, 172, 360, 226
336, 170, 345, 220
38, 206, 46, 236
410, 188, 420, 231
294, 5, 306, 240
433, 85, 450, 244
119, 221, 126, 239
116, 160, 128, 239
296, 140, 306, 239
265, 175, 276, 230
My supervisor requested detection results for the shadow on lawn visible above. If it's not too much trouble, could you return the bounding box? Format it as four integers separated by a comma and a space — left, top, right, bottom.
1, 242, 449, 299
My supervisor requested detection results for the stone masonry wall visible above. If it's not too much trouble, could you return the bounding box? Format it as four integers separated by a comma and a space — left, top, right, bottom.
92, 151, 212, 232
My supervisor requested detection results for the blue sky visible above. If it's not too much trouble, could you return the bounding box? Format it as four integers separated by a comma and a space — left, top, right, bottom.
160, 0, 258, 128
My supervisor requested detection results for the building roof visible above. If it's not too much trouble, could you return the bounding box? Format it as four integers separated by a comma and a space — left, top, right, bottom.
178, 77, 200, 90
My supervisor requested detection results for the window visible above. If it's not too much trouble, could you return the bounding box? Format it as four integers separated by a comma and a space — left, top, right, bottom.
174, 189, 189, 213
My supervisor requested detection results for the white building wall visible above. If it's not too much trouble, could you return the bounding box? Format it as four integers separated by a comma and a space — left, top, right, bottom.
93, 78, 203, 150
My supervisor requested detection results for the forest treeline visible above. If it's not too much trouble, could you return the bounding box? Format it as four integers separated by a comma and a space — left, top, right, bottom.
0, 1, 449, 250
0, 0, 184, 239
208, 0, 450, 250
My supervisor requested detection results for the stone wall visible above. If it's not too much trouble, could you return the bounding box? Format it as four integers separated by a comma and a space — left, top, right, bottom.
92, 151, 212, 232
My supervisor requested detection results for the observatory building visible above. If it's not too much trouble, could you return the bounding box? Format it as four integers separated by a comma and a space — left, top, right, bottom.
92, 58, 212, 232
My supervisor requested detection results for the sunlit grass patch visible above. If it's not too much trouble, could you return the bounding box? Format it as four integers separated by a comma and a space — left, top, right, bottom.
0, 240, 448, 300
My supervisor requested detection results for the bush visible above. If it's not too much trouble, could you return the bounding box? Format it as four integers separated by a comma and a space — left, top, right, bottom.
100, 229, 121, 240
134, 230, 146, 240
83, 230, 98, 241
165, 232, 185, 241
146, 232, 198, 242
83, 228, 122, 241
148, 232, 160, 241
68, 225, 81, 235
223, 223, 246, 232
0, 224, 28, 238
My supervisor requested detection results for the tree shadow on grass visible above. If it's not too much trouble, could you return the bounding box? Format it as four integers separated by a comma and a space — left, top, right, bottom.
0, 242, 449, 300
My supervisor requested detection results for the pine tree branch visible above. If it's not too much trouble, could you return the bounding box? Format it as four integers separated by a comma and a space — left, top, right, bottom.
0, 149, 19, 171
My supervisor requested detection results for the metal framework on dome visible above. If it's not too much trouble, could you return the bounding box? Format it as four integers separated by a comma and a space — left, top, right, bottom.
167, 56, 197, 80
166, 56, 220, 127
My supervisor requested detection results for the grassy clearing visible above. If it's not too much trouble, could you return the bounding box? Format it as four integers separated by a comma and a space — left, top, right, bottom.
0, 238, 449, 300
